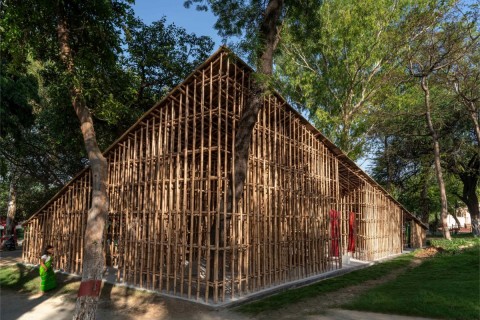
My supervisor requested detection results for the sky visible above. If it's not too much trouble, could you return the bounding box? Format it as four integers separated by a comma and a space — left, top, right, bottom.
132, 0, 223, 48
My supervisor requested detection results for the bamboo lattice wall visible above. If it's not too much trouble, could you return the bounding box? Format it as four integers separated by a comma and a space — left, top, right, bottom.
23, 47, 422, 304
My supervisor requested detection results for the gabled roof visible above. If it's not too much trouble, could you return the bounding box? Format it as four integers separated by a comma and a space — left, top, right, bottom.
26, 46, 426, 229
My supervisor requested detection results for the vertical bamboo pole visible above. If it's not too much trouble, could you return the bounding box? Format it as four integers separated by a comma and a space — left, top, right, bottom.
199, 68, 209, 302
152, 107, 164, 290
166, 100, 175, 293
128, 134, 135, 283
140, 122, 148, 288
173, 98, 181, 295
186, 82, 195, 300
239, 64, 248, 294
192, 76, 202, 301
181, 91, 189, 297
159, 105, 168, 292
117, 141, 127, 281
147, 116, 156, 289
133, 128, 142, 286
206, 61, 218, 303
216, 54, 230, 301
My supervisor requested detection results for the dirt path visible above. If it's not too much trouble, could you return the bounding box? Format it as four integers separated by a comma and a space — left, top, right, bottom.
1, 247, 437, 320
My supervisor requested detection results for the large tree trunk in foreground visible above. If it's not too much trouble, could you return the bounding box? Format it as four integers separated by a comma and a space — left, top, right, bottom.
229, 0, 284, 212
56, 11, 108, 320
71, 87, 108, 319
212, 0, 284, 282
421, 77, 451, 240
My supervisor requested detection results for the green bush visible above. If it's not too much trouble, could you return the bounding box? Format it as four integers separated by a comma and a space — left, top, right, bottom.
429, 237, 480, 252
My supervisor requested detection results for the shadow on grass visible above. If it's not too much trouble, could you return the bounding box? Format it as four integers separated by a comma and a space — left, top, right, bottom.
0, 263, 80, 295
0, 264, 80, 320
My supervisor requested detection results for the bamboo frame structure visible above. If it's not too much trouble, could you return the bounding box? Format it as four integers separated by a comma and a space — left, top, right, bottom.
23, 47, 426, 304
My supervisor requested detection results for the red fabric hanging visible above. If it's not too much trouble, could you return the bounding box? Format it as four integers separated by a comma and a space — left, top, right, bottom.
348, 211, 356, 252
329, 209, 340, 257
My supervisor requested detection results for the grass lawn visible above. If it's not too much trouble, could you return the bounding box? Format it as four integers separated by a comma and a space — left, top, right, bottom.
237, 253, 415, 314
0, 264, 80, 295
0, 264, 41, 293
343, 242, 480, 320
238, 236, 480, 318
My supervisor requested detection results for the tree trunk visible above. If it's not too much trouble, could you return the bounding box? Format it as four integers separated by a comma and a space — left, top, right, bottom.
339, 115, 353, 156
467, 101, 480, 146
453, 81, 480, 146
1, 176, 18, 250
419, 172, 431, 223
451, 211, 461, 231
210, 0, 284, 283
228, 0, 284, 213
71, 87, 108, 320
56, 9, 108, 320
6, 177, 17, 236
452, 84, 479, 235
460, 190, 479, 236
464, 103, 480, 236
421, 77, 451, 240
384, 136, 392, 193
458, 155, 480, 236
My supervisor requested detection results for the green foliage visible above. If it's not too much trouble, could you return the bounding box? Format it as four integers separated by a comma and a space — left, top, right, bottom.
428, 236, 480, 252
367, 1, 479, 224
344, 245, 480, 320
0, 174, 64, 222
0, 55, 86, 220
276, 0, 428, 159
184, 0, 311, 68
0, 73, 37, 139
124, 16, 214, 111
0, 1, 214, 220
184, 0, 270, 62
370, 102, 470, 222
0, 43, 83, 219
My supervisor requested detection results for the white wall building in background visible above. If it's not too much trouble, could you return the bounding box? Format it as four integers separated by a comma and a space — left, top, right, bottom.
446, 207, 472, 229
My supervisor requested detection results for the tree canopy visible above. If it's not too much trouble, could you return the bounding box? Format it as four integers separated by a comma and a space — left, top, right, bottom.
0, 1, 214, 222
0, 0, 478, 251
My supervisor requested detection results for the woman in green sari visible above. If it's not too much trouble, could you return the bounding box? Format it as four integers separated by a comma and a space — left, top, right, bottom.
39, 245, 57, 292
